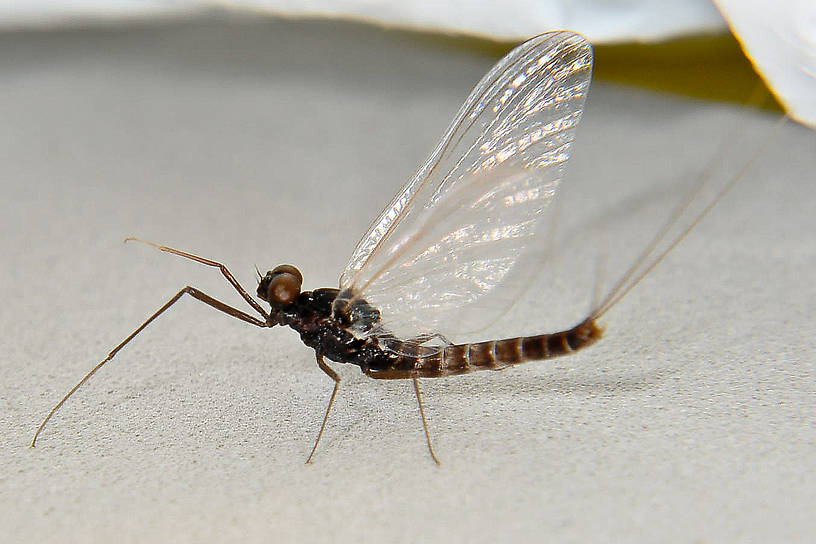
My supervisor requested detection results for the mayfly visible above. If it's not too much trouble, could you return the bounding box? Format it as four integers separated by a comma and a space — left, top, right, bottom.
30, 31, 773, 464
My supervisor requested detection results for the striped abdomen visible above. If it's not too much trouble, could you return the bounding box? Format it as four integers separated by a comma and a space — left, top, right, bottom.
365, 317, 603, 380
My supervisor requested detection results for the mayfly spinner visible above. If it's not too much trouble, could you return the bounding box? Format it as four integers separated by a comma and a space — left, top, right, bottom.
31, 31, 765, 464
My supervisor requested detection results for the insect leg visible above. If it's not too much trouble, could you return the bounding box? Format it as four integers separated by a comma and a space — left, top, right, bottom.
30, 286, 268, 447
125, 237, 269, 319
306, 354, 340, 464
413, 377, 440, 466
408, 333, 452, 346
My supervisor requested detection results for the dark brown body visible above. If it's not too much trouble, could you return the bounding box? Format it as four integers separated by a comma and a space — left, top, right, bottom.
271, 287, 604, 380
374, 317, 604, 379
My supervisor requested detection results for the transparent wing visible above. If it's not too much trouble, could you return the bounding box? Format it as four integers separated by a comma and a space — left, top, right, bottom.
335, 31, 593, 352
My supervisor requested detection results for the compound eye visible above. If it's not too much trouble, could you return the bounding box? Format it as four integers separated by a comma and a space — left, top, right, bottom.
267, 272, 301, 305
271, 264, 303, 285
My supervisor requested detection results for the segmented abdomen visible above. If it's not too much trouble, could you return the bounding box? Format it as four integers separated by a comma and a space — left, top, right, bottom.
365, 317, 603, 379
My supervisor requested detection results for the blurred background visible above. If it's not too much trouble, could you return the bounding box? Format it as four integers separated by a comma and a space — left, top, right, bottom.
3, 0, 810, 112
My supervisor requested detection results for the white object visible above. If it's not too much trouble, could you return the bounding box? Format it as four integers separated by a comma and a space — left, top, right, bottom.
0, 0, 726, 43
224, 0, 726, 43
715, 0, 816, 127
4, 1, 812, 126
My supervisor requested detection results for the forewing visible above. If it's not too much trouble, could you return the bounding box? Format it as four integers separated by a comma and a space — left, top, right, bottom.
336, 31, 594, 349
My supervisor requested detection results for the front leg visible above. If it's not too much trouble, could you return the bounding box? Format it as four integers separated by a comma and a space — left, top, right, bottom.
125, 237, 269, 319
32, 286, 269, 447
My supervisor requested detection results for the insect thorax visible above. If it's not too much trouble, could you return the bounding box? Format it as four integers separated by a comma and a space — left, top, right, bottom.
275, 288, 395, 371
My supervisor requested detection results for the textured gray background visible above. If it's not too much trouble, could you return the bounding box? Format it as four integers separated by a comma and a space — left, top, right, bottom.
1, 16, 814, 543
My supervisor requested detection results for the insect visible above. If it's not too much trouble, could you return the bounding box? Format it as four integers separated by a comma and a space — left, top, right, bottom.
30, 31, 770, 464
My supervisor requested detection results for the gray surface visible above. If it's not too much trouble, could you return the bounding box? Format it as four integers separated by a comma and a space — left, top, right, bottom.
1, 17, 814, 544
